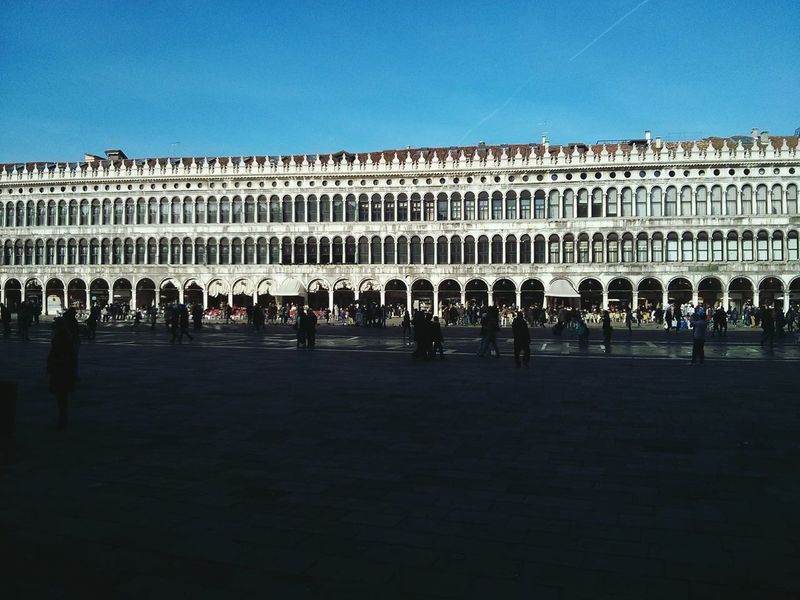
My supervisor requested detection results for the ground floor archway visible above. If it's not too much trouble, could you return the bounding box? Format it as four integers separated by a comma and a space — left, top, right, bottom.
520, 278, 544, 309
758, 277, 784, 308
578, 278, 603, 311
667, 277, 692, 306
637, 277, 663, 309
89, 278, 109, 307
384, 279, 407, 314
608, 277, 633, 310
67, 278, 87, 309
465, 279, 488, 307
135, 278, 155, 308
697, 277, 723, 308
492, 278, 516, 308
411, 279, 433, 312
45, 278, 65, 314
4, 278, 22, 312
728, 277, 754, 312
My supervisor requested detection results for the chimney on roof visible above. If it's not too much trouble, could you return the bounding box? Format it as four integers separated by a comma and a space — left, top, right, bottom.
478, 141, 486, 147
645, 130, 651, 144
84, 153, 104, 163
759, 130, 769, 143
105, 149, 128, 161
751, 128, 760, 140
654, 136, 662, 149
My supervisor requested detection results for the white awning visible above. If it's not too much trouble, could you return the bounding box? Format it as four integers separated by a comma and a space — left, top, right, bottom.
545, 279, 580, 298
271, 278, 307, 297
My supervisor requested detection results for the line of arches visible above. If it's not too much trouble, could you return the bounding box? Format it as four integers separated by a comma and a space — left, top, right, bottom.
2, 228, 798, 267
4, 274, 798, 314
1, 181, 798, 228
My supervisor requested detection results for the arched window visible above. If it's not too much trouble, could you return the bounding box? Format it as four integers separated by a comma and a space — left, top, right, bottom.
592, 233, 604, 263
437, 193, 448, 221
562, 190, 574, 218
307, 195, 318, 222
256, 237, 267, 264
281, 236, 292, 264
357, 236, 369, 263
423, 236, 434, 264
591, 188, 603, 217
664, 185, 678, 217
269, 196, 281, 222
771, 231, 784, 261
756, 230, 769, 261
230, 197, 242, 223
548, 190, 559, 219
159, 198, 170, 224
320, 195, 331, 221
319, 237, 331, 264
621, 187, 633, 216
771, 185, 783, 215
549, 235, 560, 263
478, 192, 489, 220
370, 236, 382, 264
505, 191, 517, 220
332, 236, 343, 263
436, 236, 448, 264
294, 196, 305, 222
424, 193, 435, 221
621, 233, 634, 262
491, 192, 503, 220
726, 185, 737, 215
372, 194, 382, 222
183, 198, 193, 224
505, 235, 517, 263
172, 198, 182, 224
383, 236, 395, 264
257, 196, 268, 222
449, 193, 461, 220
606, 233, 619, 262
755, 185, 768, 215
345, 195, 357, 222
649, 187, 662, 217
577, 188, 588, 218
269, 237, 280, 264
635, 187, 647, 216
636, 233, 648, 262
207, 197, 218, 222
345, 236, 356, 263
397, 236, 408, 264
184, 237, 194, 264
740, 186, 752, 215
577, 233, 589, 263
358, 194, 369, 221
787, 230, 799, 260
171, 238, 181, 263
741, 231, 753, 261
195, 238, 205, 265
681, 232, 694, 262
666, 233, 678, 262
696, 232, 709, 261
651, 232, 664, 262
397, 193, 409, 220
384, 194, 396, 221
450, 235, 462, 264
563, 234, 575, 262
306, 237, 317, 264
533, 235, 546, 263
524, 190, 535, 219
477, 235, 490, 263
710, 186, 722, 215
726, 231, 739, 261
463, 236, 476, 264
294, 237, 305, 264
282, 196, 292, 222
491, 235, 503, 264
410, 193, 421, 221
695, 186, 707, 216
787, 185, 798, 214
244, 197, 254, 223
410, 236, 422, 264
332, 195, 344, 221
711, 231, 724, 261
520, 235, 531, 263
606, 188, 618, 217
147, 238, 157, 264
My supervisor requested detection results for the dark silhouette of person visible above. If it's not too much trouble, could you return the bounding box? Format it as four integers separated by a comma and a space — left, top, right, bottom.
689, 307, 708, 364
192, 304, 203, 330
1, 302, 11, 338
431, 316, 445, 359
304, 308, 318, 349
601, 310, 613, 353
178, 305, 193, 342
512, 311, 531, 367
86, 305, 98, 340
47, 317, 78, 429
760, 305, 775, 349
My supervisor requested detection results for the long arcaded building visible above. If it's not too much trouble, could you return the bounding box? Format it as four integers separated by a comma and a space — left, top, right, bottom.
1, 129, 798, 315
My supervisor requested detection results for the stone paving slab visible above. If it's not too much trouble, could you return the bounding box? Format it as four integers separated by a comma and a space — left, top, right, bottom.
1, 324, 799, 599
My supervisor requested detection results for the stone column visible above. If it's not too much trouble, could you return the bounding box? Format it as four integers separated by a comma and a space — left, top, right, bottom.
753, 289, 760, 308
515, 290, 522, 310
783, 288, 790, 313
178, 287, 184, 305
131, 287, 138, 311
722, 291, 730, 311
692, 289, 699, 306
432, 290, 439, 316
252, 290, 258, 307
328, 288, 334, 313
228, 289, 234, 310
460, 290, 466, 307
662, 290, 669, 310
202, 287, 208, 311
603, 290, 610, 311
632, 291, 639, 309
379, 288, 386, 307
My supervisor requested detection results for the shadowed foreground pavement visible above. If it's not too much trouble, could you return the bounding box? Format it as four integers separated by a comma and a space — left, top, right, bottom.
1, 326, 798, 599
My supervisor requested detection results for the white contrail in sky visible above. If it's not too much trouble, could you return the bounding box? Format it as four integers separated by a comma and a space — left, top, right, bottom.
457, 0, 651, 144
569, 0, 651, 61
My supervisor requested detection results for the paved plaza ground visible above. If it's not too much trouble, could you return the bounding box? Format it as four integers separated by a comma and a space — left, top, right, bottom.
1, 320, 799, 599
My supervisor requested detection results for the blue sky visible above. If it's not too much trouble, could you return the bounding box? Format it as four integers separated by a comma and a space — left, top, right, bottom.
1, 0, 798, 162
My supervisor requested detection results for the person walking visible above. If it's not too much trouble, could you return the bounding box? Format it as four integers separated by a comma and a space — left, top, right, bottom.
625, 306, 633, 334
431, 316, 445, 359
401, 310, 412, 347
178, 305, 193, 342
760, 305, 775, 349
0, 303, 11, 338
86, 305, 98, 340
601, 310, 613, 353
304, 308, 318, 349
294, 308, 306, 348
512, 311, 531, 367
47, 317, 79, 430
689, 306, 708, 364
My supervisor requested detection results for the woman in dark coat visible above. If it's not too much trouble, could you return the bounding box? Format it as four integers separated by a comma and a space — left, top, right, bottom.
48, 318, 78, 429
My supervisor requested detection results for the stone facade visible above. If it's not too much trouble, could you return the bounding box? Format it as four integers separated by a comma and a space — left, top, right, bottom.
1, 131, 798, 314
